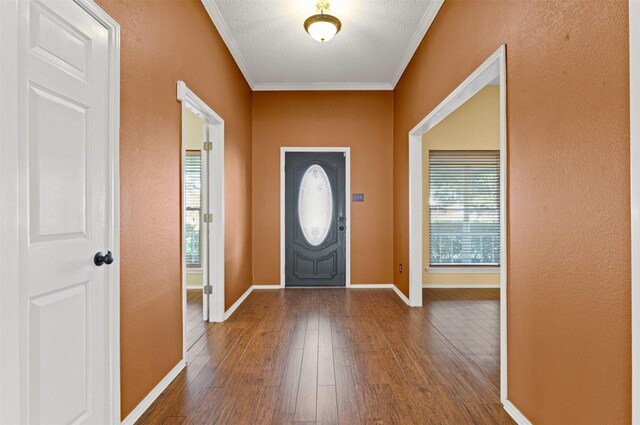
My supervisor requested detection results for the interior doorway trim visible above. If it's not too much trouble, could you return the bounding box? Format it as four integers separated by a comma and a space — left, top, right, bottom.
280, 147, 351, 287
407, 45, 511, 407
630, 1, 640, 422
177, 81, 225, 338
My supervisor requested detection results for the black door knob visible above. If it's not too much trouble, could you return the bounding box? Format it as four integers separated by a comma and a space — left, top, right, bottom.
339, 225, 345, 231
94, 251, 114, 266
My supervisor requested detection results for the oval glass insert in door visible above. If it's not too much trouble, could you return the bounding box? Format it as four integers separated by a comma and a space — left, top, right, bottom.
298, 164, 333, 246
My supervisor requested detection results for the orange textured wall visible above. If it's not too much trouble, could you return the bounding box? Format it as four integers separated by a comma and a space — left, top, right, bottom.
393, 1, 630, 423
252, 91, 393, 285
95, 0, 252, 418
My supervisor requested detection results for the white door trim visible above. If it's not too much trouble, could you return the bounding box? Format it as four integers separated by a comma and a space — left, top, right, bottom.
407, 45, 516, 416
631, 1, 640, 423
177, 81, 225, 334
0, 0, 121, 422
280, 147, 351, 287
1, 1, 22, 422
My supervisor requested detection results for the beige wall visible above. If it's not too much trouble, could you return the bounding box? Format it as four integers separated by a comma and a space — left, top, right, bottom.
422, 86, 500, 285
185, 107, 205, 151
186, 272, 203, 287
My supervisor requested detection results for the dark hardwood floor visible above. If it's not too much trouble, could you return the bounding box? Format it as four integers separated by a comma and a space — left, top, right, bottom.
186, 289, 206, 351
137, 288, 514, 425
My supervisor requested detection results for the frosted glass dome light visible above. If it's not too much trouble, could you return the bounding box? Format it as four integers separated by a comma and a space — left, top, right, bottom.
304, 1, 342, 43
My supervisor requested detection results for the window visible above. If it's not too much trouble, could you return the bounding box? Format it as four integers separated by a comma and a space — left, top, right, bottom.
429, 150, 500, 266
185, 151, 202, 267
298, 164, 333, 246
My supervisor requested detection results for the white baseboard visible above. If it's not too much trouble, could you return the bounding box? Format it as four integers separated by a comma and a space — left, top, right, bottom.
224, 285, 254, 320
350, 283, 394, 289
252, 284, 281, 290
423, 283, 500, 289
503, 400, 532, 425
254, 284, 396, 290
392, 285, 411, 305
121, 359, 186, 425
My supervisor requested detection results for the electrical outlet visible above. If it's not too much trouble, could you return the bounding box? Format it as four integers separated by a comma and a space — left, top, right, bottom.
399, 263, 403, 273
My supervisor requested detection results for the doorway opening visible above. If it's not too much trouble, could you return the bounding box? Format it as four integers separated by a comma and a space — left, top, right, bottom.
183, 109, 207, 350
280, 147, 351, 287
177, 81, 225, 360
407, 46, 513, 411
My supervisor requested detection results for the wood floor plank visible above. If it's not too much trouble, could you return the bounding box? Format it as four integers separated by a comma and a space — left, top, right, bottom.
317, 385, 339, 425
160, 416, 188, 425
318, 315, 335, 386
333, 348, 362, 424
262, 316, 298, 387
294, 323, 319, 422
248, 385, 279, 424
185, 289, 205, 351
271, 348, 304, 425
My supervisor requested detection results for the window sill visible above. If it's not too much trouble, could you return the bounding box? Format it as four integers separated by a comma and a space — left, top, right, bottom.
186, 268, 203, 274
426, 266, 500, 274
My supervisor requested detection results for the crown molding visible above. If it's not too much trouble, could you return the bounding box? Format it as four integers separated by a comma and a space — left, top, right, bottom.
390, 0, 444, 88
253, 82, 393, 91
200, 0, 443, 91
200, 0, 255, 88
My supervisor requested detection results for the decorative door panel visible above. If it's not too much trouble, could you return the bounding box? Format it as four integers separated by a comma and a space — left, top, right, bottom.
29, 283, 90, 424
28, 85, 90, 242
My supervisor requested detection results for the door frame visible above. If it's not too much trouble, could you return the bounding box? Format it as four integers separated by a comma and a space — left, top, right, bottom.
280, 147, 351, 287
0, 0, 121, 422
407, 45, 508, 403
631, 1, 640, 422
177, 81, 225, 336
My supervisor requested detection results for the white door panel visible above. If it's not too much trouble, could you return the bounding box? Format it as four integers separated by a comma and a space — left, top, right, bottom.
29, 283, 90, 425
18, 0, 113, 423
29, 84, 90, 241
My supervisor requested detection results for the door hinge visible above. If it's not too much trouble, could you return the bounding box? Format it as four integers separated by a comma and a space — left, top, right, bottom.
203, 213, 213, 223
203, 141, 213, 151
203, 285, 213, 295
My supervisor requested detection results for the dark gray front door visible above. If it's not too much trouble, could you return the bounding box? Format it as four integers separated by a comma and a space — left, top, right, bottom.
285, 152, 346, 286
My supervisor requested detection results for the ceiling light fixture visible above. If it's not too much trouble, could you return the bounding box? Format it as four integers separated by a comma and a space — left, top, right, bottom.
304, 1, 342, 43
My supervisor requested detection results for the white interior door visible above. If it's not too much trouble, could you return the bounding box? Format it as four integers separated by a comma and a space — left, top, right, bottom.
17, 0, 116, 423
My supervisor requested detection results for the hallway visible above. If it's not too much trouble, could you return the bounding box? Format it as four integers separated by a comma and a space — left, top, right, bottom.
136, 288, 513, 424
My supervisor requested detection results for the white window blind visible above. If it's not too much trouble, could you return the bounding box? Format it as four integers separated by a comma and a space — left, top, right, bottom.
185, 152, 202, 267
429, 150, 500, 266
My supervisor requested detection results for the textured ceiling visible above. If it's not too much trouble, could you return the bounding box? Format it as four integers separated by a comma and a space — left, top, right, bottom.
202, 0, 443, 90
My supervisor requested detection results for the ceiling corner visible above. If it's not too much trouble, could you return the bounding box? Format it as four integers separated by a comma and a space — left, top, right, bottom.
252, 82, 394, 91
